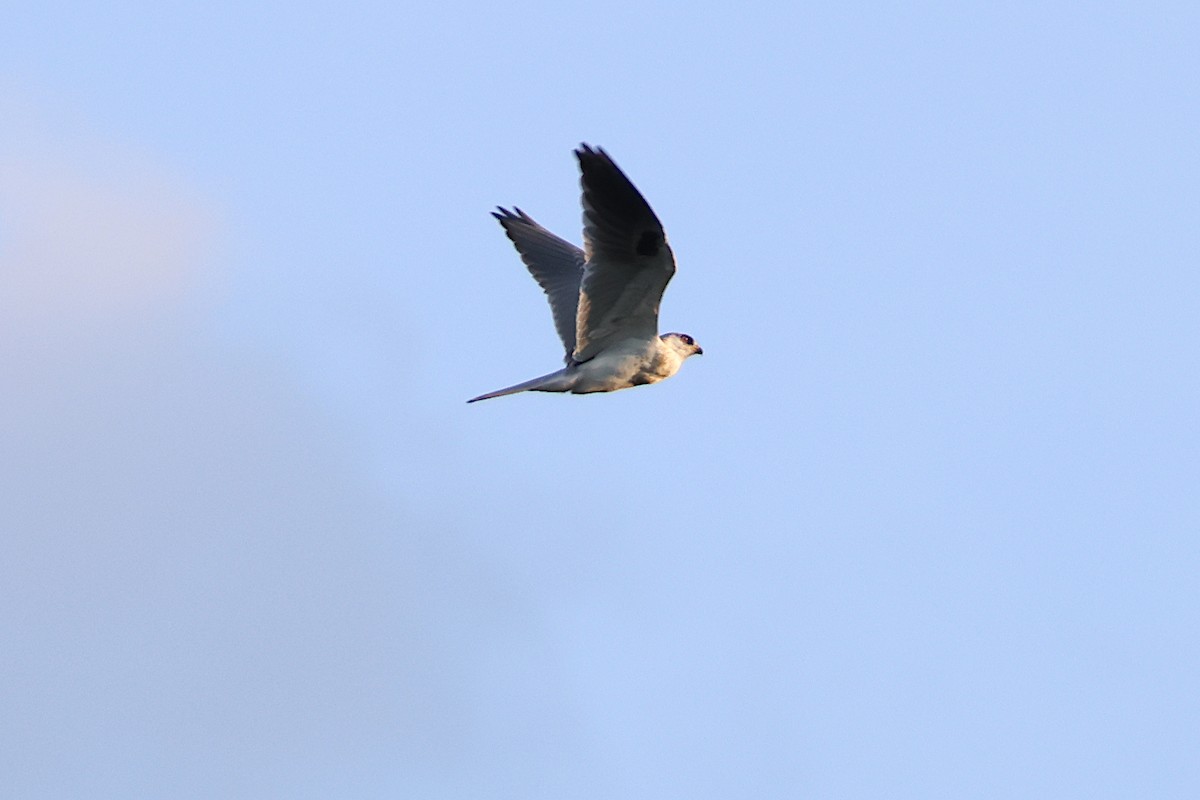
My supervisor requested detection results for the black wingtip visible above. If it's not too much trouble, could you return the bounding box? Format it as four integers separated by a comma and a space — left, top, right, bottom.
575, 143, 609, 163
574, 144, 627, 182
493, 206, 537, 228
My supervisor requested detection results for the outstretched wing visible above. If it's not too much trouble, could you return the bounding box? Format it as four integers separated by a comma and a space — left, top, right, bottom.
572, 145, 675, 364
492, 206, 586, 362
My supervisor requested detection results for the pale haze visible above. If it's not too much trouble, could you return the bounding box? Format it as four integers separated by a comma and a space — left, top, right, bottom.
2, 3, 1198, 798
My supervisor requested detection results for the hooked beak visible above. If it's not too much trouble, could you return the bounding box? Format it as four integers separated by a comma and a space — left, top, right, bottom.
695, 346, 704, 356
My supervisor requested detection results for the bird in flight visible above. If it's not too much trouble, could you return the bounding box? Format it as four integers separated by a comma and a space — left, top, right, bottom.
468, 144, 702, 403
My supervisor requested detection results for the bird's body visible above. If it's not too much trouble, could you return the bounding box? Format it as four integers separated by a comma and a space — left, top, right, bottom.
467, 333, 698, 403
468, 145, 701, 403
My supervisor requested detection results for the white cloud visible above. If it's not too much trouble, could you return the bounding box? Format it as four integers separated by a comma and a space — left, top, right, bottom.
0, 89, 216, 331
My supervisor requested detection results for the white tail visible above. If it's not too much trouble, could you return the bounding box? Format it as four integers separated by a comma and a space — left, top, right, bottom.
466, 368, 576, 403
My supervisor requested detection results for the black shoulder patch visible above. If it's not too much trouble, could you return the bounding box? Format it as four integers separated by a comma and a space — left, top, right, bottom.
636, 230, 662, 257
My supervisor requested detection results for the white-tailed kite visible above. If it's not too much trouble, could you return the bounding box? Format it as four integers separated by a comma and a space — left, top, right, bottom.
468, 144, 702, 403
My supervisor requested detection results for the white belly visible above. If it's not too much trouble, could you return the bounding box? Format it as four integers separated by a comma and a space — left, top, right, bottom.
569, 339, 682, 394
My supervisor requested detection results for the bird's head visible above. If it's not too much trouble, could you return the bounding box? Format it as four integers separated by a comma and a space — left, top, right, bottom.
662, 332, 703, 359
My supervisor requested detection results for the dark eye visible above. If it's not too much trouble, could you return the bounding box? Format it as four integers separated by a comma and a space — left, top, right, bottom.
682, 335, 693, 346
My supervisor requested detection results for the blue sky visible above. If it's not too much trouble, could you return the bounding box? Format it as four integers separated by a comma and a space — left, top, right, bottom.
3, 2, 1198, 797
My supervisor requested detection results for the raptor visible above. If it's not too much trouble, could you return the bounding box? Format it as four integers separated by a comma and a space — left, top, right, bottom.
468, 144, 702, 403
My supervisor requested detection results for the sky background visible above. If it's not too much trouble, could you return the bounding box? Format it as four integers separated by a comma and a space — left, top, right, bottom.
2, 2, 1198, 797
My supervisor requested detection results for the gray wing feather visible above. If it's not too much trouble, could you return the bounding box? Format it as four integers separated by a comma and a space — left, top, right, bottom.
492, 207, 585, 362
573, 145, 676, 363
